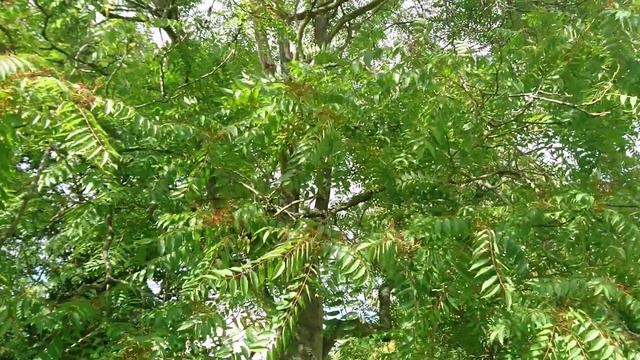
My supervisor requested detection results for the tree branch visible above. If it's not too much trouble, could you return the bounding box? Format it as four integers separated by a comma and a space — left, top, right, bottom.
449, 170, 520, 185
99, 5, 180, 43
322, 284, 392, 359
326, 0, 387, 44
605, 203, 640, 209
99, 10, 147, 23
34, 0, 109, 75
509, 93, 611, 117
134, 50, 233, 108
304, 186, 384, 219
330, 186, 385, 214
295, 0, 318, 60
291, 0, 349, 20
252, 11, 276, 75
0, 24, 16, 52
102, 208, 115, 287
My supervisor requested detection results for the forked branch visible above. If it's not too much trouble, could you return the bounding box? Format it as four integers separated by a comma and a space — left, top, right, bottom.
322, 284, 392, 359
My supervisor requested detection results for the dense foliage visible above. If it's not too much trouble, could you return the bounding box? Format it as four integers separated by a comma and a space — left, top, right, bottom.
1, 0, 640, 359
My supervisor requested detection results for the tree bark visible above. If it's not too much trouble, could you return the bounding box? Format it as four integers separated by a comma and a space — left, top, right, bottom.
314, 14, 330, 46
253, 17, 276, 75
286, 162, 332, 359
289, 288, 324, 359
278, 33, 293, 74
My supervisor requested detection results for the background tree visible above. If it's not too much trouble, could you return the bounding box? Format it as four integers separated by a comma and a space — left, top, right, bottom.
1, 0, 640, 359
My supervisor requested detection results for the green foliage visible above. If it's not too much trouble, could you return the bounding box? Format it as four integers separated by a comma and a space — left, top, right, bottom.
470, 229, 514, 308
1, 0, 640, 359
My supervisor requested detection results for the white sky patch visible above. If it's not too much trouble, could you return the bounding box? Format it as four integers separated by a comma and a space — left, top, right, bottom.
147, 278, 162, 295
95, 11, 105, 23
625, 125, 640, 157
197, 0, 225, 13
150, 28, 171, 47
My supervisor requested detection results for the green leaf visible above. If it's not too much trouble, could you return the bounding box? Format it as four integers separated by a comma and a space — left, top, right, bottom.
583, 329, 599, 343
469, 258, 490, 271
240, 275, 249, 295
353, 265, 367, 281
157, 239, 165, 255
273, 262, 286, 280
481, 275, 498, 293
588, 337, 606, 352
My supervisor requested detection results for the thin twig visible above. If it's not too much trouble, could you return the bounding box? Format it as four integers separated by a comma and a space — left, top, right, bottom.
275, 199, 304, 217
104, 46, 128, 97
134, 50, 234, 108
64, 325, 102, 353
34, 0, 109, 75
509, 93, 610, 117
102, 207, 114, 288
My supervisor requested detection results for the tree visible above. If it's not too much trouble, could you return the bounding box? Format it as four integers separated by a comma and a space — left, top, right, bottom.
1, 0, 640, 359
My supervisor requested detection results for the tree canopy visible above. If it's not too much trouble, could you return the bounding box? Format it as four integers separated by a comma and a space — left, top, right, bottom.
1, 0, 640, 359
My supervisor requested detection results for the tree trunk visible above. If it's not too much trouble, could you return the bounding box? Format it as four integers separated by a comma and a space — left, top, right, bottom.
253, 18, 276, 75
288, 289, 324, 359
314, 14, 330, 47
286, 162, 332, 359
278, 33, 293, 75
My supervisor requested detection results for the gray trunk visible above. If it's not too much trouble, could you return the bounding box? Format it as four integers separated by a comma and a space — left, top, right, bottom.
314, 14, 329, 47
286, 162, 332, 359
288, 290, 324, 359
253, 18, 276, 74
